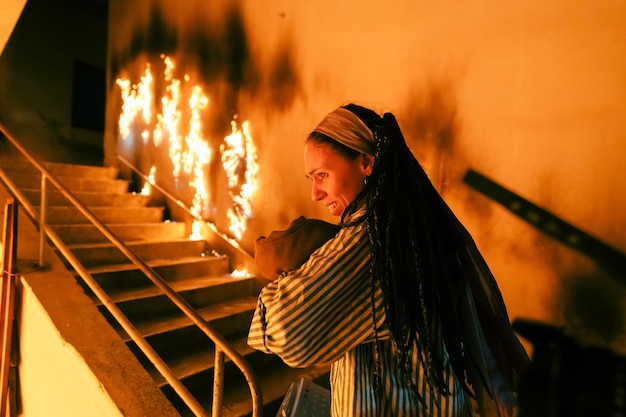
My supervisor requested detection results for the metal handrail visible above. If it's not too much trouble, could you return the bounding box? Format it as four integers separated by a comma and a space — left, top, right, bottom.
0, 123, 263, 417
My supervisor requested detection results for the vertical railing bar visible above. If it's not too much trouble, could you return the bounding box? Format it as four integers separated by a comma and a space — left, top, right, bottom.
0, 197, 17, 417
213, 346, 225, 417
38, 174, 47, 267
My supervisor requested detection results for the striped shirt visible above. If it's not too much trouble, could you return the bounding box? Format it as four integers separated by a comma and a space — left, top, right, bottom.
247, 210, 476, 417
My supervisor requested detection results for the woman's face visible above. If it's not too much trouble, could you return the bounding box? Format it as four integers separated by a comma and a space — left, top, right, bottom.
304, 140, 373, 217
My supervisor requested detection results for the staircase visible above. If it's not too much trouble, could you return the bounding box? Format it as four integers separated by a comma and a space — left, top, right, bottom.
0, 156, 329, 416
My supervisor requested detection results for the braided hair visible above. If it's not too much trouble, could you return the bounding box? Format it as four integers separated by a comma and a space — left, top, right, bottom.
324, 104, 475, 400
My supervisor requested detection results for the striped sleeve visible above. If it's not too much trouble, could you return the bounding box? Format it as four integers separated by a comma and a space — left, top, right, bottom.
247, 222, 388, 368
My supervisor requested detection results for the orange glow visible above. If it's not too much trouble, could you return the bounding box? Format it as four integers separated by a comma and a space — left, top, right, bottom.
115, 55, 258, 244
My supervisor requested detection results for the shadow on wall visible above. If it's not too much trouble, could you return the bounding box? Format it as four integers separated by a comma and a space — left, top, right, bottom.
398, 75, 463, 194
560, 271, 626, 350
109, 1, 302, 125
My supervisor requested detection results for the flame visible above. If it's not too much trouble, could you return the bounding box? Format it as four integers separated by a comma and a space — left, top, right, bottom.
115, 55, 258, 244
231, 269, 251, 278
116, 65, 153, 143
221, 119, 259, 240
159, 56, 183, 175
141, 165, 157, 195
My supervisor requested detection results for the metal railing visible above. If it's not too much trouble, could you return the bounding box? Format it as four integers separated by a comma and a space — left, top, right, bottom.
0, 123, 263, 417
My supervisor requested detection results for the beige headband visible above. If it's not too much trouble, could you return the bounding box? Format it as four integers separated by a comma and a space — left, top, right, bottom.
312, 107, 375, 156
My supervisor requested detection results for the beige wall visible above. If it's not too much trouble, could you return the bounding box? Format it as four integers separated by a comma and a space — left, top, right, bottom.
17, 279, 123, 417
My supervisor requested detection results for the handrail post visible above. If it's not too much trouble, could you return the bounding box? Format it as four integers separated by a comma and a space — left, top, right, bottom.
212, 346, 225, 417
1, 197, 18, 417
38, 173, 47, 267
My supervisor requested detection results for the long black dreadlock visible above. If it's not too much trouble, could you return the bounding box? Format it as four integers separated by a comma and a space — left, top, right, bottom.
336, 103, 476, 400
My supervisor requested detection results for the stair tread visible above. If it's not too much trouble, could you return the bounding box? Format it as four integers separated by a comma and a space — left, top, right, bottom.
8, 173, 129, 185
53, 221, 183, 229
128, 296, 259, 338
64, 239, 209, 268
151, 335, 255, 384
52, 222, 187, 244
86, 254, 227, 275
107, 275, 251, 303
65, 237, 198, 250
42, 205, 161, 210
52, 222, 183, 230
6, 170, 122, 179
22, 188, 138, 195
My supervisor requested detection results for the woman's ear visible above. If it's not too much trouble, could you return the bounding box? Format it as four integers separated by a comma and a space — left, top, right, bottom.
360, 153, 375, 176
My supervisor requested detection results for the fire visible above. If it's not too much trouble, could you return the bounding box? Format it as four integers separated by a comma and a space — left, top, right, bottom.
141, 166, 157, 195
221, 119, 259, 240
116, 67, 153, 145
115, 55, 258, 245
231, 269, 251, 278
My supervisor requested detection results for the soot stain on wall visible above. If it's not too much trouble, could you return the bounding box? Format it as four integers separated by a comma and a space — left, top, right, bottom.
399, 76, 463, 195
111, 1, 302, 121
265, 35, 302, 111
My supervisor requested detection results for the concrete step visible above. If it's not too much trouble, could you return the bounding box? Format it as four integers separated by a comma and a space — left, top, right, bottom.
52, 222, 187, 244
105, 276, 261, 321
44, 205, 164, 224
43, 162, 119, 180
113, 296, 259, 349
22, 189, 151, 207
6, 173, 130, 193
1, 159, 118, 180
107, 275, 259, 304
86, 255, 232, 291
150, 335, 256, 384
64, 238, 209, 268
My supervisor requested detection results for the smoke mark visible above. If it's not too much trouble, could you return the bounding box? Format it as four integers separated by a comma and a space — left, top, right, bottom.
111, 6, 176, 77
223, 8, 253, 90
399, 76, 462, 195
110, 1, 301, 120
265, 36, 302, 111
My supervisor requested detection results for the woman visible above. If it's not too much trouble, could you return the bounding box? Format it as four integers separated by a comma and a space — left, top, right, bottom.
247, 104, 530, 416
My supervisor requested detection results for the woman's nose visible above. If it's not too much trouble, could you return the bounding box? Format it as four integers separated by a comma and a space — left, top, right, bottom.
311, 183, 325, 201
